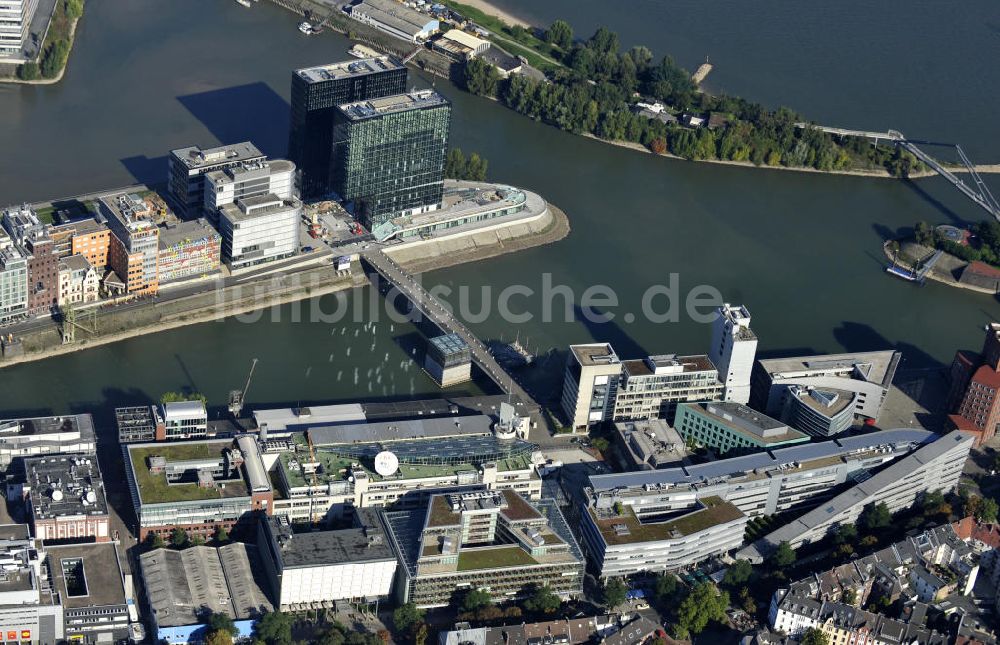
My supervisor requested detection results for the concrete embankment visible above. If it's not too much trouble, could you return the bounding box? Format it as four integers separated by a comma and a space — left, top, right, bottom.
0, 202, 570, 369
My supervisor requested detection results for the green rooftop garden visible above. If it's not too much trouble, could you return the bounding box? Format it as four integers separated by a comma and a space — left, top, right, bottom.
593, 496, 744, 546
129, 443, 247, 504
457, 546, 538, 571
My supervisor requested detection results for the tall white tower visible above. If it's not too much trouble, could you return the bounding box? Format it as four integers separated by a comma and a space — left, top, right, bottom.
710, 304, 757, 405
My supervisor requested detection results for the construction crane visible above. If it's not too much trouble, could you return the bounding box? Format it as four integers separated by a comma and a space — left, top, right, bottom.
227, 358, 258, 416
307, 429, 321, 525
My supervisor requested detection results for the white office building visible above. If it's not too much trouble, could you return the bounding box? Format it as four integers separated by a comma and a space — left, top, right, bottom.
0, 238, 28, 325
257, 512, 396, 610
203, 159, 296, 216
709, 304, 757, 405
218, 194, 301, 270
560, 344, 622, 432
168, 142, 266, 216
161, 401, 208, 440
0, 0, 37, 61
739, 430, 973, 561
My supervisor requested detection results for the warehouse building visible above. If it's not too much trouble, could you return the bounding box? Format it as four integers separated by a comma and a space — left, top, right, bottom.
382, 490, 584, 608
347, 0, 439, 43
140, 543, 272, 644
257, 511, 397, 610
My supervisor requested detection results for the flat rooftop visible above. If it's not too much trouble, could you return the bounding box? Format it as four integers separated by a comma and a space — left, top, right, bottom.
589, 496, 743, 545
265, 514, 394, 568
623, 354, 717, 377
338, 90, 449, 121
170, 141, 264, 170
614, 419, 687, 468
0, 413, 95, 440
589, 428, 937, 493
295, 56, 404, 84
126, 441, 251, 505
219, 194, 301, 222
758, 350, 900, 386
691, 402, 808, 443
47, 542, 125, 609
570, 343, 620, 368
158, 218, 220, 249
25, 455, 108, 520
254, 403, 366, 434
308, 414, 494, 445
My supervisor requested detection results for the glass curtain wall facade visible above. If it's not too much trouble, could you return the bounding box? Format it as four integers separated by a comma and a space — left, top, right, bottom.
288, 62, 408, 198
331, 94, 451, 230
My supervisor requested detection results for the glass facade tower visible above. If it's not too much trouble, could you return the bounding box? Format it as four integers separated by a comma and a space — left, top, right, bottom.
288, 57, 408, 198
331, 90, 451, 230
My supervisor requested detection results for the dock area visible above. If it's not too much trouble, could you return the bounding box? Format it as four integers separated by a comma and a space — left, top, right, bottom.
692, 62, 713, 86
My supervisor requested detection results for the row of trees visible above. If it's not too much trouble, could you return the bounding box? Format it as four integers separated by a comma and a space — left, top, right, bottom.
444, 148, 489, 181
17, 0, 83, 80
144, 525, 228, 550
463, 22, 920, 175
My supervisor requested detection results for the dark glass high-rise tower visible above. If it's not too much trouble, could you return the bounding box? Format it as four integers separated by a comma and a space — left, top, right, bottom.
330, 90, 451, 232
288, 57, 408, 198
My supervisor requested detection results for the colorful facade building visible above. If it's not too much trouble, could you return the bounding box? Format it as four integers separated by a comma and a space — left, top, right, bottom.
156, 218, 221, 283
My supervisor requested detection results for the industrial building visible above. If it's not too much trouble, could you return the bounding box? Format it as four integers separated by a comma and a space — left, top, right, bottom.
99, 193, 160, 296
586, 429, 947, 535
738, 430, 973, 560
218, 194, 301, 269
749, 350, 901, 434
423, 333, 472, 387
168, 141, 267, 217
271, 413, 541, 522
0, 414, 96, 469
257, 511, 397, 610
331, 89, 451, 230
347, 0, 439, 43
156, 218, 221, 283
431, 29, 490, 61
288, 57, 408, 198
674, 401, 809, 456
203, 159, 297, 217
382, 490, 584, 608
23, 454, 110, 543
139, 543, 272, 644
580, 495, 748, 578
709, 304, 757, 405
123, 436, 273, 539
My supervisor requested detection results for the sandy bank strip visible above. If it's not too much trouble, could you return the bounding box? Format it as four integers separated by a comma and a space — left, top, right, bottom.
585, 134, 1000, 179
453, 0, 531, 28
880, 241, 996, 296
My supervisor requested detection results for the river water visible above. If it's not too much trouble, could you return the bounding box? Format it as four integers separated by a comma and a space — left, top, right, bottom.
0, 0, 998, 418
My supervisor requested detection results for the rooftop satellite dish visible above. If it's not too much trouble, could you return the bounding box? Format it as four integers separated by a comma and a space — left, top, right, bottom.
374, 451, 399, 477
51, 489, 63, 502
